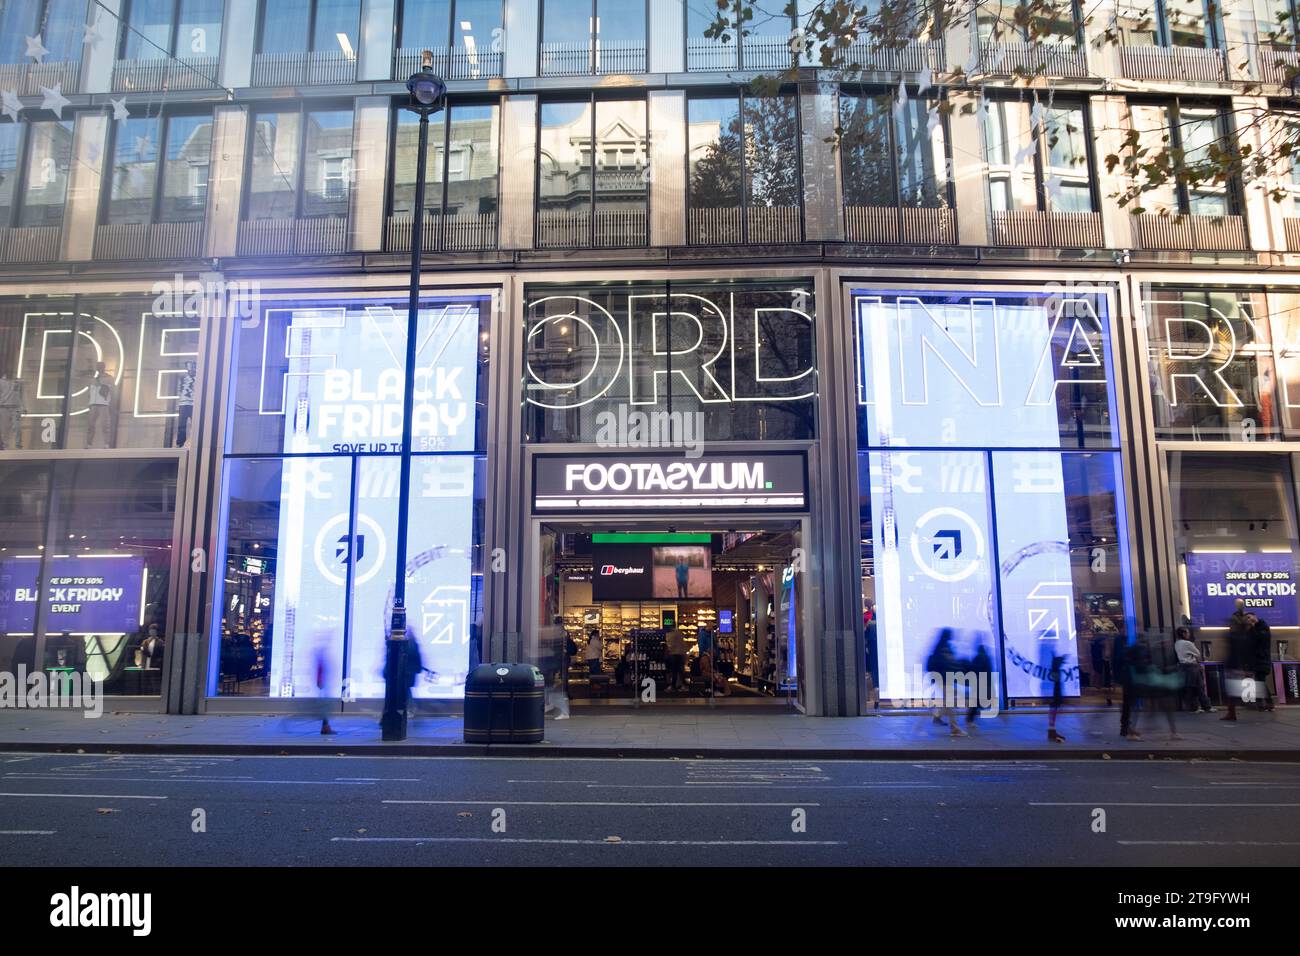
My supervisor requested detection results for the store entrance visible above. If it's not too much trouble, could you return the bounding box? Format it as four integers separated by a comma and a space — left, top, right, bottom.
536, 523, 803, 707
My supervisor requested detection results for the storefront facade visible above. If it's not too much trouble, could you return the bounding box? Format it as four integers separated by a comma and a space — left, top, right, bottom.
3, 0, 1300, 716
6, 264, 1299, 716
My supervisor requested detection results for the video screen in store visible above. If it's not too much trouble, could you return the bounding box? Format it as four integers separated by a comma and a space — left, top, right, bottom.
651, 546, 712, 600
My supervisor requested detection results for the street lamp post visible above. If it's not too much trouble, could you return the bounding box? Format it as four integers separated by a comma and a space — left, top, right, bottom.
381, 50, 446, 742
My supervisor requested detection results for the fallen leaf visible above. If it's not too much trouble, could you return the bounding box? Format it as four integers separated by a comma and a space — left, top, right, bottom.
604, 835, 622, 843
457, 811, 473, 818
356, 828, 368, 834
96, 808, 116, 814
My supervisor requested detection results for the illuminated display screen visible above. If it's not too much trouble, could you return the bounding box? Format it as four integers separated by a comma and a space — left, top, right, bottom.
0, 555, 145, 634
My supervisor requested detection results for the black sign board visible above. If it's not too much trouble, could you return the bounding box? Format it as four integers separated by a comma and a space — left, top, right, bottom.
533, 451, 808, 514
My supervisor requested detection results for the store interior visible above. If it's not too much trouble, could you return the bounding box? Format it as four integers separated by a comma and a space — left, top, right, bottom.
538, 526, 802, 705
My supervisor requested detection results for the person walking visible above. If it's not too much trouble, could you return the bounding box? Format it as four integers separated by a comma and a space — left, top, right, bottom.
1174, 626, 1214, 713
540, 615, 570, 719
1114, 630, 1139, 739
926, 629, 966, 737
1247, 612, 1276, 712
965, 642, 994, 728
1046, 652, 1068, 743
1223, 599, 1252, 721
583, 627, 603, 675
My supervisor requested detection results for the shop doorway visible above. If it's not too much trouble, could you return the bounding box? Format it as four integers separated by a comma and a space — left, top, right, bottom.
534, 522, 805, 708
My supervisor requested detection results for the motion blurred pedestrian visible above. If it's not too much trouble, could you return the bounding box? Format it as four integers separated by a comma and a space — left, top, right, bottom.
1174, 626, 1213, 713
927, 629, 966, 737
1223, 599, 1252, 721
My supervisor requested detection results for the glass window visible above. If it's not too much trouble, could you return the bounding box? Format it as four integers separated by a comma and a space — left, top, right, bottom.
0, 123, 22, 227
522, 280, 816, 443
224, 293, 492, 456
18, 119, 73, 228
542, 0, 589, 46
977, 0, 1078, 43
177, 0, 223, 56
400, 0, 452, 48
1268, 289, 1300, 436
1143, 287, 1278, 442
1180, 106, 1231, 216
105, 116, 160, 226
0, 463, 50, 680
259, 0, 312, 53
983, 99, 1094, 214
452, 0, 502, 57
123, 0, 175, 60
538, 99, 593, 238
689, 94, 802, 244
1170, 454, 1300, 656
856, 288, 1119, 449
0, 294, 204, 451
855, 286, 1136, 706
840, 89, 949, 209
212, 290, 492, 700
301, 109, 354, 218
1166, 0, 1215, 48
158, 114, 212, 222
598, 0, 644, 50
0, 0, 86, 63
245, 111, 302, 220
42, 460, 177, 696
313, 0, 361, 57
688, 97, 742, 239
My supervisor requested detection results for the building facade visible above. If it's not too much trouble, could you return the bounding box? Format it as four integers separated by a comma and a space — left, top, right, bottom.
1, 0, 1299, 716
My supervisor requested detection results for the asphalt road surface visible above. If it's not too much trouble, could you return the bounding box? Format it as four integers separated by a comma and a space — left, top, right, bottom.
1, 752, 1299, 866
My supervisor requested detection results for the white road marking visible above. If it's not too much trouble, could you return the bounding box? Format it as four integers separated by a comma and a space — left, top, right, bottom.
4, 774, 372, 786
0, 792, 166, 800
383, 799, 819, 807
333, 837, 845, 846
1032, 801, 1300, 807
589, 783, 947, 789
1118, 840, 1300, 846
336, 777, 420, 782
507, 780, 600, 784
0, 830, 55, 835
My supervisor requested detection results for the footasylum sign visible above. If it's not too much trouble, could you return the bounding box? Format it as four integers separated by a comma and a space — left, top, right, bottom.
532, 452, 808, 513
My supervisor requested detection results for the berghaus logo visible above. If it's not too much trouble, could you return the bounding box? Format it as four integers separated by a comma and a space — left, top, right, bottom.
600, 565, 644, 576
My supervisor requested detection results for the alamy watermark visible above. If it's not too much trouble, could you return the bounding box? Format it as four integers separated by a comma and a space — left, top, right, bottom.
913, 667, 1000, 716
0, 665, 103, 718
594, 404, 705, 458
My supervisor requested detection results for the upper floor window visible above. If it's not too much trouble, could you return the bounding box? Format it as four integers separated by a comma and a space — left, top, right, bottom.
104, 113, 213, 225
257, 0, 359, 56
397, 0, 502, 76
976, 0, 1079, 45
1116, 0, 1222, 49
388, 101, 499, 251
686, 1, 795, 72
687, 91, 801, 245
540, 0, 645, 75
984, 98, 1096, 214
0, 0, 85, 64
120, 0, 223, 61
244, 106, 354, 221
838, 87, 953, 243
1131, 101, 1237, 217
0, 118, 73, 230
537, 96, 647, 248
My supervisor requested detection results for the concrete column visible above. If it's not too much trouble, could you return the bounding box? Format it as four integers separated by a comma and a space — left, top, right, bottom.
947, 91, 989, 246
648, 89, 685, 247
80, 0, 122, 94
1090, 96, 1134, 251
648, 0, 684, 74
1081, 0, 1121, 79
61, 110, 108, 262
220, 0, 257, 90
1221, 0, 1257, 82
498, 95, 537, 249
358, 0, 396, 82
945, 0, 977, 74
204, 105, 249, 258
503, 0, 539, 79
800, 81, 841, 242
350, 96, 392, 252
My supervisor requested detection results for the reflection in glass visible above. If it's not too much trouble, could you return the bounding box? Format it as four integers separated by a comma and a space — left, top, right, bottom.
0, 124, 22, 226
522, 281, 816, 443
246, 111, 302, 220
1144, 287, 1277, 441
302, 109, 354, 218
18, 120, 73, 227
158, 115, 212, 222
106, 117, 160, 225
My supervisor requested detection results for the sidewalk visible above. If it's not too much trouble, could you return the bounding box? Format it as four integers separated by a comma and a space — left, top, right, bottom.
1, 704, 1297, 759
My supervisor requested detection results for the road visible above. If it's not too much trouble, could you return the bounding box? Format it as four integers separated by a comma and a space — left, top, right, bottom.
1, 752, 1298, 866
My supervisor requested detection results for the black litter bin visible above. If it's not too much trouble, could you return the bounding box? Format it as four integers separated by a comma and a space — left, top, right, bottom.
464, 663, 545, 743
